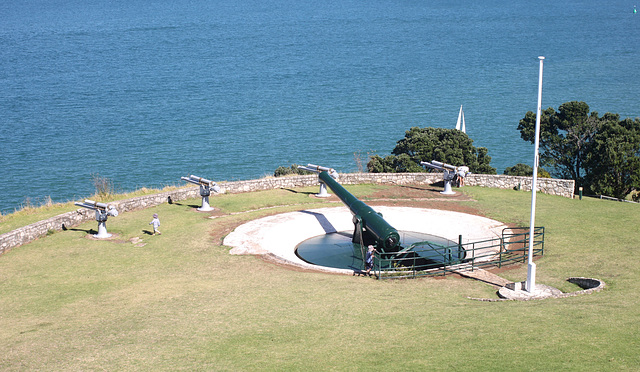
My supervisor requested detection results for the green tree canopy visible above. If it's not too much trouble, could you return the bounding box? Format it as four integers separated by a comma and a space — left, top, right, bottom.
273, 164, 314, 177
518, 101, 600, 185
583, 115, 640, 198
518, 101, 640, 198
368, 127, 496, 174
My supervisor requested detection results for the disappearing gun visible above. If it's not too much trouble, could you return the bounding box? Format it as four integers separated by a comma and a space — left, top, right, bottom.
298, 163, 401, 252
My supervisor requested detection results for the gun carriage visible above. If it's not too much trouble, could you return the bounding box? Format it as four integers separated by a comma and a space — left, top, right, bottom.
420, 160, 469, 195
74, 199, 119, 238
181, 174, 221, 211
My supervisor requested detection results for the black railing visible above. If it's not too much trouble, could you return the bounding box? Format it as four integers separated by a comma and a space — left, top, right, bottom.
375, 227, 544, 280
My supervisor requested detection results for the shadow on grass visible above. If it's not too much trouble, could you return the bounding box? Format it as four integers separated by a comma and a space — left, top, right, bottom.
170, 201, 201, 209
65, 227, 96, 234
282, 188, 316, 196
396, 184, 433, 192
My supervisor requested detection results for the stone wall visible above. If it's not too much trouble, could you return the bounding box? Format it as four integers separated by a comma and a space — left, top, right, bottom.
465, 174, 575, 198
0, 173, 574, 255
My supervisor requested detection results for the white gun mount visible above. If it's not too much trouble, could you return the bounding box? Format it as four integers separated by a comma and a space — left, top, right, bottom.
181, 174, 221, 211
74, 199, 119, 238
420, 160, 469, 195
297, 164, 339, 197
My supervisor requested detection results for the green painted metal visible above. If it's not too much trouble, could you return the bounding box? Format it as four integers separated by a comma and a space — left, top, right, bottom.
375, 227, 545, 280
318, 171, 401, 252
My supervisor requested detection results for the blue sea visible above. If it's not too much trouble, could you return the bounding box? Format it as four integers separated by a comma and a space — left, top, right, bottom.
1, 0, 639, 214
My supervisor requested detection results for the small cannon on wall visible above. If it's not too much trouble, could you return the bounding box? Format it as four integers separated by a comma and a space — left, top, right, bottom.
74, 199, 119, 238
420, 160, 469, 195
181, 175, 221, 211
298, 163, 400, 252
297, 164, 339, 197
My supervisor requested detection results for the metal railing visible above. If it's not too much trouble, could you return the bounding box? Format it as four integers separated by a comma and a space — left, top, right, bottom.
374, 227, 544, 280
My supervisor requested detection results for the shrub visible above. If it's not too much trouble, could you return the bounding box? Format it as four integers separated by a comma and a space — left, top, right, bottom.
273, 164, 315, 177
92, 173, 116, 199
504, 163, 551, 178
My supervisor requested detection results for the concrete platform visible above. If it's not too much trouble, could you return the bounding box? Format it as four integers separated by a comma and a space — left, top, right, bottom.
223, 206, 510, 274
498, 283, 563, 300
493, 277, 605, 301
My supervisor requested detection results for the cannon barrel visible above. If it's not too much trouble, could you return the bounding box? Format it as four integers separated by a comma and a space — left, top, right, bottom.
305, 164, 332, 173
75, 201, 97, 210
431, 160, 457, 171
318, 171, 400, 252
75, 199, 109, 210
181, 175, 220, 190
297, 164, 335, 174
420, 161, 442, 171
186, 175, 214, 185
421, 160, 457, 172
181, 176, 200, 185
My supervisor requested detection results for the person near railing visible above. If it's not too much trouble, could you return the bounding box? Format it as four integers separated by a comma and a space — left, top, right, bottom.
365, 245, 378, 276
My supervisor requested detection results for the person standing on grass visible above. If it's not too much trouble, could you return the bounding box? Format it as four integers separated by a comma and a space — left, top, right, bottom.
365, 245, 377, 276
149, 213, 161, 235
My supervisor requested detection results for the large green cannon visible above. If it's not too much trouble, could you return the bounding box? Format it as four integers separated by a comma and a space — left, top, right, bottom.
299, 164, 401, 252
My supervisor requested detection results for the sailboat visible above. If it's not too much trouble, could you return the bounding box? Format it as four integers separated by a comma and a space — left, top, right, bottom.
455, 105, 466, 133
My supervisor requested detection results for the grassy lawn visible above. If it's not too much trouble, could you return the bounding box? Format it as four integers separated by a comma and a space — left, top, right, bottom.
0, 186, 183, 235
0, 185, 638, 371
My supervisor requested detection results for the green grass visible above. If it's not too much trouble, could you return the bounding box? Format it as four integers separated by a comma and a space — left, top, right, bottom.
1, 186, 639, 371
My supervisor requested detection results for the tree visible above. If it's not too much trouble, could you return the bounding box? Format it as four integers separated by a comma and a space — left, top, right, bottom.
368, 127, 496, 174
518, 101, 601, 187
503, 163, 551, 178
273, 164, 314, 177
518, 101, 640, 198
583, 115, 640, 199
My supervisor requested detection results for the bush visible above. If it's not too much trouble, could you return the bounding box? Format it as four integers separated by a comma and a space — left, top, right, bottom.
367, 127, 496, 174
504, 163, 551, 178
274, 164, 315, 177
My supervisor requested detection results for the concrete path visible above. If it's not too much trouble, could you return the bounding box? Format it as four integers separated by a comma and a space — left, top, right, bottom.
453, 267, 512, 288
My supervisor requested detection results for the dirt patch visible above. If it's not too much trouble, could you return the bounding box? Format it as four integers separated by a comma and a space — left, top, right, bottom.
365, 184, 481, 215
309, 184, 481, 214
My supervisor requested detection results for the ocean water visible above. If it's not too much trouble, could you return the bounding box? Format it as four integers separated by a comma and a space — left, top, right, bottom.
1, 0, 639, 214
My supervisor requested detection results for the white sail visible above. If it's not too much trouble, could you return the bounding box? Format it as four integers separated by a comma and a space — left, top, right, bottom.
461, 109, 466, 133
456, 105, 466, 133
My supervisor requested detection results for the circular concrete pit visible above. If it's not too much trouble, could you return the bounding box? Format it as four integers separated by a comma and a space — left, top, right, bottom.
224, 206, 510, 274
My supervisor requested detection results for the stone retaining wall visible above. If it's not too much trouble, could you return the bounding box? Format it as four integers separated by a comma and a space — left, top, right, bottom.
0, 173, 574, 255
465, 174, 575, 198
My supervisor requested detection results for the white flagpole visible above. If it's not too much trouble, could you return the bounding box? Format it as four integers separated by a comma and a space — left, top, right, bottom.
526, 56, 545, 293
